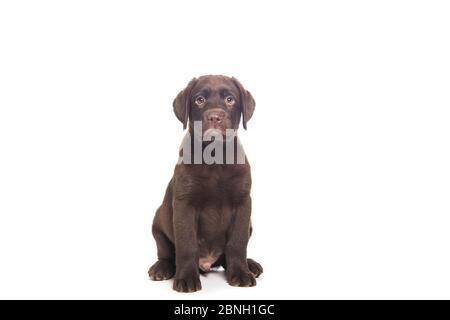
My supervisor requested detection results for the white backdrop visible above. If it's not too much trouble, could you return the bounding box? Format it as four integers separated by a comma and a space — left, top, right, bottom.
1, 0, 449, 299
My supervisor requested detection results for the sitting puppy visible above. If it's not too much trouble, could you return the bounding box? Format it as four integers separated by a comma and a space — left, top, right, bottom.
148, 75, 262, 292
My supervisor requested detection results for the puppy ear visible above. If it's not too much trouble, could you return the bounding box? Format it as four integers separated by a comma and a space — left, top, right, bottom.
173, 78, 197, 129
232, 77, 255, 130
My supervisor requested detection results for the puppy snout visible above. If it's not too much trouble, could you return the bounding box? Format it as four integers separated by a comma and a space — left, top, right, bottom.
204, 109, 226, 127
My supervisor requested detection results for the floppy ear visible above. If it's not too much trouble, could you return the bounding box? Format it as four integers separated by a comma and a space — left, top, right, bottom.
173, 78, 197, 129
232, 77, 255, 130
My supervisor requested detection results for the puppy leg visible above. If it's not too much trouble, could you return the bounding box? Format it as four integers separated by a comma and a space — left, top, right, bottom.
148, 222, 175, 281
172, 200, 202, 292
246, 226, 263, 277
225, 197, 256, 287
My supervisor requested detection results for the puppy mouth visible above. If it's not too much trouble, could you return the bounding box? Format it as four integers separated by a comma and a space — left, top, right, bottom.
203, 128, 225, 137
202, 127, 238, 144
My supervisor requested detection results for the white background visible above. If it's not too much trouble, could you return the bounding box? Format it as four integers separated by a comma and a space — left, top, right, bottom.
1, 0, 449, 299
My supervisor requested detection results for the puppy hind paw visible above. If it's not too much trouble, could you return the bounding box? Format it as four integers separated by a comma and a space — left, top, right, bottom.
148, 260, 175, 281
247, 258, 263, 278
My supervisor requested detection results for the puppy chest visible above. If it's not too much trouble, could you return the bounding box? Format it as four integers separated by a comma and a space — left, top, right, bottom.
193, 178, 250, 204
197, 205, 233, 236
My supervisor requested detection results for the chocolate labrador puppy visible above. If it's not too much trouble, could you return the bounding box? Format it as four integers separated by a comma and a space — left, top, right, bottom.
148, 75, 262, 292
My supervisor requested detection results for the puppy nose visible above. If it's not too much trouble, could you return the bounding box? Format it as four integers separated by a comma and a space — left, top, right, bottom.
208, 114, 222, 123
206, 109, 226, 124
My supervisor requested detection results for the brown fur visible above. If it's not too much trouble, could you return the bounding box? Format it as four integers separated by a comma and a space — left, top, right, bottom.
148, 75, 262, 292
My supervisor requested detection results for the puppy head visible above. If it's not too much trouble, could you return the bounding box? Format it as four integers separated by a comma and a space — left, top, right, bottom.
173, 75, 255, 135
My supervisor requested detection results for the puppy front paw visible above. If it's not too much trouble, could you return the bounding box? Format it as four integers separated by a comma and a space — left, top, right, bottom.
227, 269, 256, 287
173, 274, 202, 293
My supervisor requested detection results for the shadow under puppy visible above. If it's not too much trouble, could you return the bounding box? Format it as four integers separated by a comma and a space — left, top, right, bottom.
148, 75, 262, 292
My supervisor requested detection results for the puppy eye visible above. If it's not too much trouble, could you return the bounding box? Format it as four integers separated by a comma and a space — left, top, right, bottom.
225, 96, 235, 105
195, 96, 206, 106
